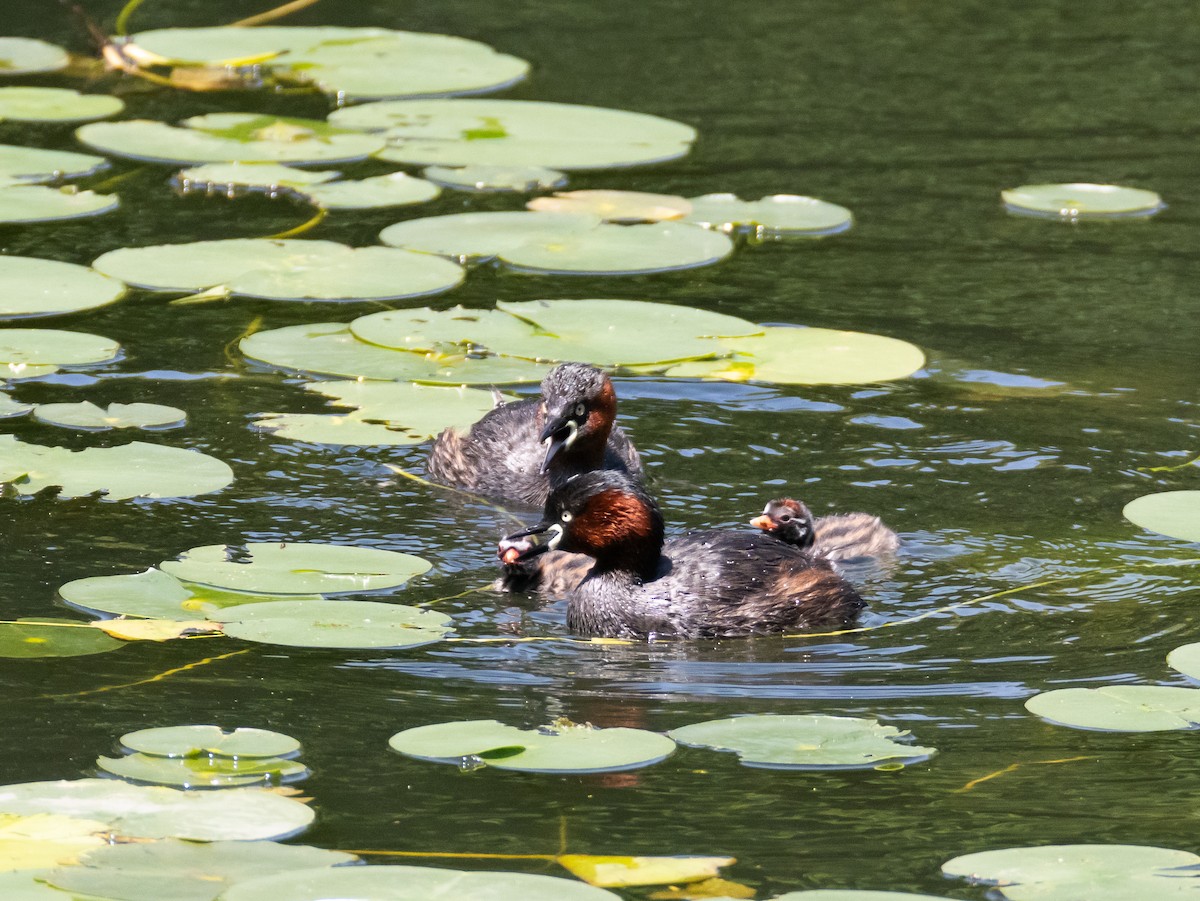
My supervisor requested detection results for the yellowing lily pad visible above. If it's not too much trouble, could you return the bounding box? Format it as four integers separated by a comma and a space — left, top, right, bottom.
215, 599, 452, 650
528, 190, 692, 222
0, 88, 123, 123
1002, 183, 1165, 219
92, 619, 217, 641
0, 618, 123, 659
557, 855, 735, 888
1123, 490, 1200, 543
0, 257, 125, 320
121, 725, 300, 759
424, 164, 567, 193
684, 193, 854, 236
33, 401, 186, 431
0, 812, 107, 873
1025, 685, 1200, 732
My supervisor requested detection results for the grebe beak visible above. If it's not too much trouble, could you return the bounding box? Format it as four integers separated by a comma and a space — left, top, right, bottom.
749, 514, 776, 532
539, 410, 580, 474
498, 522, 565, 563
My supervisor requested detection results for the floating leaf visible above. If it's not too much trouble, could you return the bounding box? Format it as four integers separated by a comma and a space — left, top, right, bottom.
0, 257, 125, 320
558, 855, 734, 888
0, 184, 119, 225
1002, 183, 1165, 219
0, 393, 32, 419
684, 193, 854, 236
0, 435, 234, 500
667, 715, 935, 769
0, 144, 109, 183
1168, 643, 1200, 681
0, 329, 119, 366
0, 88, 123, 123
93, 238, 462, 301
528, 190, 692, 222
175, 164, 440, 210
121, 725, 300, 759
129, 26, 529, 101
0, 618, 124, 659
424, 164, 566, 193
93, 618, 217, 642
304, 173, 440, 210
176, 162, 337, 192
3, 363, 58, 381
33, 402, 186, 431
77, 114, 387, 166
253, 413, 428, 446
0, 778, 313, 841
60, 568, 321, 620
0, 813, 107, 872
0, 38, 68, 75
1025, 685, 1200, 732
942, 844, 1200, 900
160, 542, 431, 595
45, 839, 355, 901
380, 211, 601, 263
97, 753, 307, 788
0, 870, 81, 899
502, 222, 732, 276
765, 893, 959, 900
662, 326, 925, 385
350, 304, 545, 353
216, 599, 452, 650
388, 719, 676, 773
331, 98, 696, 170
1122, 490, 1200, 543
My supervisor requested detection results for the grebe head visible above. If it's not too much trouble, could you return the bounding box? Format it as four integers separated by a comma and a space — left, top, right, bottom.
537, 363, 619, 474
499, 471, 663, 578
750, 497, 816, 550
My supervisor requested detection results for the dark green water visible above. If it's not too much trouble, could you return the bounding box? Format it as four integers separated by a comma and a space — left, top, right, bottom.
3, 0, 1199, 896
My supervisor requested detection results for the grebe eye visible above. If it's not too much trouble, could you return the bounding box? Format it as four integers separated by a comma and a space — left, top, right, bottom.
574, 402, 585, 418
778, 513, 792, 522
561, 511, 573, 523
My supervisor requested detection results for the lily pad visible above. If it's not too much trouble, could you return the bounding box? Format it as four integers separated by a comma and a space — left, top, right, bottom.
175, 164, 440, 210
241, 321, 551, 384
0, 392, 32, 418
528, 190, 692, 222
1002, 183, 1165, 219
33, 402, 186, 431
667, 714, 935, 769
76, 114, 387, 166
662, 326, 926, 385
942, 844, 1200, 900
0, 87, 123, 123
331, 98, 696, 170
0, 618, 123, 658
0, 184, 118, 224
684, 193, 854, 236
0, 328, 119, 366
388, 719, 675, 773
380, 210, 601, 263
160, 542, 431, 595
0, 256, 126, 320
1024, 685, 1200, 732
253, 413, 431, 446
557, 855, 735, 888
129, 26, 529, 101
93, 238, 463, 301
97, 752, 308, 788
46, 840, 355, 901
175, 162, 337, 193
1122, 490, 1200, 543
121, 725, 300, 759
0, 778, 313, 841
766, 894, 955, 900
215, 599, 452, 650
60, 568, 321, 620
350, 305, 538, 354
0, 435, 234, 499
2, 363, 58, 380
0, 38, 69, 75
424, 164, 566, 193
222, 864, 620, 901
1168, 643, 1200, 681
0, 812, 107, 873
0, 144, 109, 183
502, 221, 733, 276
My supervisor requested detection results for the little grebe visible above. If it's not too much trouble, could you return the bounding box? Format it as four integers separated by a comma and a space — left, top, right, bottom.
427, 362, 641, 508
751, 497, 900, 561
499, 472, 865, 639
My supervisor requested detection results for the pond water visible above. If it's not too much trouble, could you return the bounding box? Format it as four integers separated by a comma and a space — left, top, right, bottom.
3, 0, 1199, 897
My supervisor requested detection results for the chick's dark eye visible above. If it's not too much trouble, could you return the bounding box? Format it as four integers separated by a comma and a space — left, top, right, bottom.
778, 513, 792, 522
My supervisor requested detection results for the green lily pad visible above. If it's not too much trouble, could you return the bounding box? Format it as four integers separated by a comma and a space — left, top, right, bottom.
176, 162, 338, 192
0, 435, 233, 500
253, 412, 429, 446
93, 238, 463, 301
662, 325, 926, 384
0, 778, 314, 841
0, 87, 123, 123
161, 542, 431, 595
33, 401, 186, 431
942, 844, 1200, 900
380, 210, 601, 263
0, 392, 32, 418
215, 599, 452, 650
0, 38, 69, 75
130, 26, 529, 101
528, 190, 692, 222
60, 568, 321, 620
1024, 685, 1200, 732
0, 184, 116, 224
0, 256, 126, 320
0, 144, 109, 183
388, 719, 675, 773
1002, 183, 1165, 219
0, 871, 76, 899
305, 173, 441, 210
684, 193, 854, 236
222, 865, 620, 901
423, 164, 566, 193
121, 725, 300, 759
503, 221, 733, 276
241, 322, 551, 384
768, 894, 955, 900
77, 114, 387, 166
331, 98, 696, 170
0, 328, 119, 366
2, 363, 58, 380
46, 839, 355, 901
350, 305, 540, 354
98, 752, 308, 788
1123, 490, 1200, 543
1167, 643, 1200, 681
667, 714, 935, 769
175, 164, 440, 210
0, 618, 123, 658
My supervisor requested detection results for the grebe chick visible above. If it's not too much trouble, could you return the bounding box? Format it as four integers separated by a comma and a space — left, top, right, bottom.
427, 362, 641, 508
752, 497, 899, 561
499, 472, 865, 639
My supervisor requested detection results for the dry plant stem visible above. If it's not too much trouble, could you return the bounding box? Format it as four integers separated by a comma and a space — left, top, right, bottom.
37, 649, 251, 700
231, 0, 323, 27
